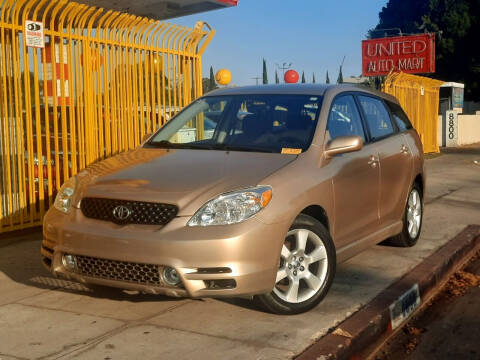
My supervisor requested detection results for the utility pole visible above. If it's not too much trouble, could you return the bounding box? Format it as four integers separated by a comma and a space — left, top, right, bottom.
251, 76, 262, 85
275, 62, 292, 82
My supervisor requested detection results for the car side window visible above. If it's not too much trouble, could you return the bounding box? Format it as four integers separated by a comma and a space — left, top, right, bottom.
386, 101, 413, 132
358, 95, 395, 140
327, 95, 365, 142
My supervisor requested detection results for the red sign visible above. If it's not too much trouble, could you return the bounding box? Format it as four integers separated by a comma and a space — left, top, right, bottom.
217, 0, 238, 4
362, 34, 435, 77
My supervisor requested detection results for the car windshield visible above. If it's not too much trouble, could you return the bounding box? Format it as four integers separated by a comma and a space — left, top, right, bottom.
146, 94, 323, 154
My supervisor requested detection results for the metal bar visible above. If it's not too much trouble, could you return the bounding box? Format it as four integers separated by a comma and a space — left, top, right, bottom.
9, 0, 23, 224
20, 0, 38, 223
57, 3, 74, 183
1, 0, 16, 227
40, 0, 58, 207
31, 0, 49, 216
97, 9, 114, 158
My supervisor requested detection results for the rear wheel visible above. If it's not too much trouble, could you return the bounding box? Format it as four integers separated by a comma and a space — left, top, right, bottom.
386, 183, 423, 247
255, 214, 336, 315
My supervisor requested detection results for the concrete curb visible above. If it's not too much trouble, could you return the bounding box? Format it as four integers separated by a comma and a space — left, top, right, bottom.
296, 225, 480, 360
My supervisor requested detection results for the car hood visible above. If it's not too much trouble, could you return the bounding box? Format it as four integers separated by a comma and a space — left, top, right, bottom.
76, 148, 296, 216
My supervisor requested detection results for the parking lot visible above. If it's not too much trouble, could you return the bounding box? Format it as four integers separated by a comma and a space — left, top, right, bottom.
0, 150, 479, 360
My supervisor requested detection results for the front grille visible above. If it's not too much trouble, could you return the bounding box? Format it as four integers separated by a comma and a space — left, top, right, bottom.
80, 197, 178, 225
73, 255, 161, 285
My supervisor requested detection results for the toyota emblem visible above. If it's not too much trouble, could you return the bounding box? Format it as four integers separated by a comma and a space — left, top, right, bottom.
112, 205, 131, 221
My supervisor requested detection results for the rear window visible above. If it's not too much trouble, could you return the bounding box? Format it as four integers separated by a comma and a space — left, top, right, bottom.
386, 101, 413, 132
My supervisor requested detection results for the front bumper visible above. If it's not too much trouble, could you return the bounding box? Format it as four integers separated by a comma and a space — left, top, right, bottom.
42, 207, 291, 298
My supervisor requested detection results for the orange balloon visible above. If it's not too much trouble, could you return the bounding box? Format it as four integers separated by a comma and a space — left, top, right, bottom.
216, 69, 232, 85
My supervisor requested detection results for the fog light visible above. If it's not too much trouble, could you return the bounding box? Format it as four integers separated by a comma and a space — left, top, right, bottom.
62, 254, 77, 271
163, 267, 181, 286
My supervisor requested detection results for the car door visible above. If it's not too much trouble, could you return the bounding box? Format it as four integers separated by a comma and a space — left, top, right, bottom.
357, 95, 413, 227
325, 94, 380, 249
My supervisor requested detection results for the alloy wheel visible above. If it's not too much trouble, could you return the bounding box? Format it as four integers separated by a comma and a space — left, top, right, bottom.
273, 229, 328, 303
407, 189, 422, 239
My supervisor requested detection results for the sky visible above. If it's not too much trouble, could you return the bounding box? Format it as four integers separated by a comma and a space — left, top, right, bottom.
174, 0, 387, 86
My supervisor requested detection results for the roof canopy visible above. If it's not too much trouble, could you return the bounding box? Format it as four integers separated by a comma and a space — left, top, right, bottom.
75, 0, 238, 20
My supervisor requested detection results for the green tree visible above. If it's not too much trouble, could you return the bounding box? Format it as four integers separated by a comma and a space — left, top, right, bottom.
209, 66, 216, 91
370, 0, 429, 38
262, 58, 268, 84
423, 0, 479, 100
202, 78, 210, 93
312, 73, 316, 84
326, 71, 330, 84
275, 70, 280, 84
301, 71, 306, 83
371, 0, 480, 100
337, 66, 343, 84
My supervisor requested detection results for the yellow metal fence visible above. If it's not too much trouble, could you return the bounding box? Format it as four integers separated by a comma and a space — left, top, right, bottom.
0, 0, 214, 233
383, 71, 444, 153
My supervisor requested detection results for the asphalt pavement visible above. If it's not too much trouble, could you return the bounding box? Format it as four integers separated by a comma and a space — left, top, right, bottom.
0, 150, 479, 360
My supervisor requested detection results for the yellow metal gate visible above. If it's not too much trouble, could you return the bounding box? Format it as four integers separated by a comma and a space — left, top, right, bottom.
383, 71, 444, 153
0, 0, 214, 233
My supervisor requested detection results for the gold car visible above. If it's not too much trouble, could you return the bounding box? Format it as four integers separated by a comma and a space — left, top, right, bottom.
42, 84, 424, 314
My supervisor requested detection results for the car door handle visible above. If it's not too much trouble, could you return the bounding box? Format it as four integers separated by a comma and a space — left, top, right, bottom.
401, 144, 409, 154
368, 155, 378, 168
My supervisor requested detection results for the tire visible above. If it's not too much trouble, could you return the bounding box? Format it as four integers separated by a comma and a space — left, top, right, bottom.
385, 182, 423, 247
254, 214, 336, 315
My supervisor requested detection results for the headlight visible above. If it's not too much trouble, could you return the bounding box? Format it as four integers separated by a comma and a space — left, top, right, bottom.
187, 186, 272, 226
54, 176, 77, 214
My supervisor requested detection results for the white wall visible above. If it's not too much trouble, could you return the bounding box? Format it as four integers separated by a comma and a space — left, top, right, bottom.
438, 115, 444, 147
458, 114, 480, 145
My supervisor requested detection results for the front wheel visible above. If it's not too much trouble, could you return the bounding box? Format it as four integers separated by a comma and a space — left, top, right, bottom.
254, 214, 336, 315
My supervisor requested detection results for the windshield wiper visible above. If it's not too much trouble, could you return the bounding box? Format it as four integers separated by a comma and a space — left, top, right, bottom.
213, 144, 276, 153
147, 140, 209, 150
147, 140, 276, 153
147, 140, 176, 148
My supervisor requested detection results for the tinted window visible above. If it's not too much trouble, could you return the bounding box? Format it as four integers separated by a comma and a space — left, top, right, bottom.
148, 95, 322, 153
386, 101, 413, 132
358, 96, 395, 140
327, 95, 365, 141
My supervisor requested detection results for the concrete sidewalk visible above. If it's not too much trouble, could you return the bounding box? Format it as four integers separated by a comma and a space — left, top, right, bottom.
0, 151, 479, 360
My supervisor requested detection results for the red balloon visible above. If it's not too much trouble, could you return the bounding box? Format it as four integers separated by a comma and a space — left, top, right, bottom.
284, 70, 299, 83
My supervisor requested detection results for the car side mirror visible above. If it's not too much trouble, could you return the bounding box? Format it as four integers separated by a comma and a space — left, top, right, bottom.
141, 133, 153, 143
324, 136, 363, 158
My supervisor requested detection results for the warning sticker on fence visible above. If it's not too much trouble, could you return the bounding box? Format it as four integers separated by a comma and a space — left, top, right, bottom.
25, 20, 44, 48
